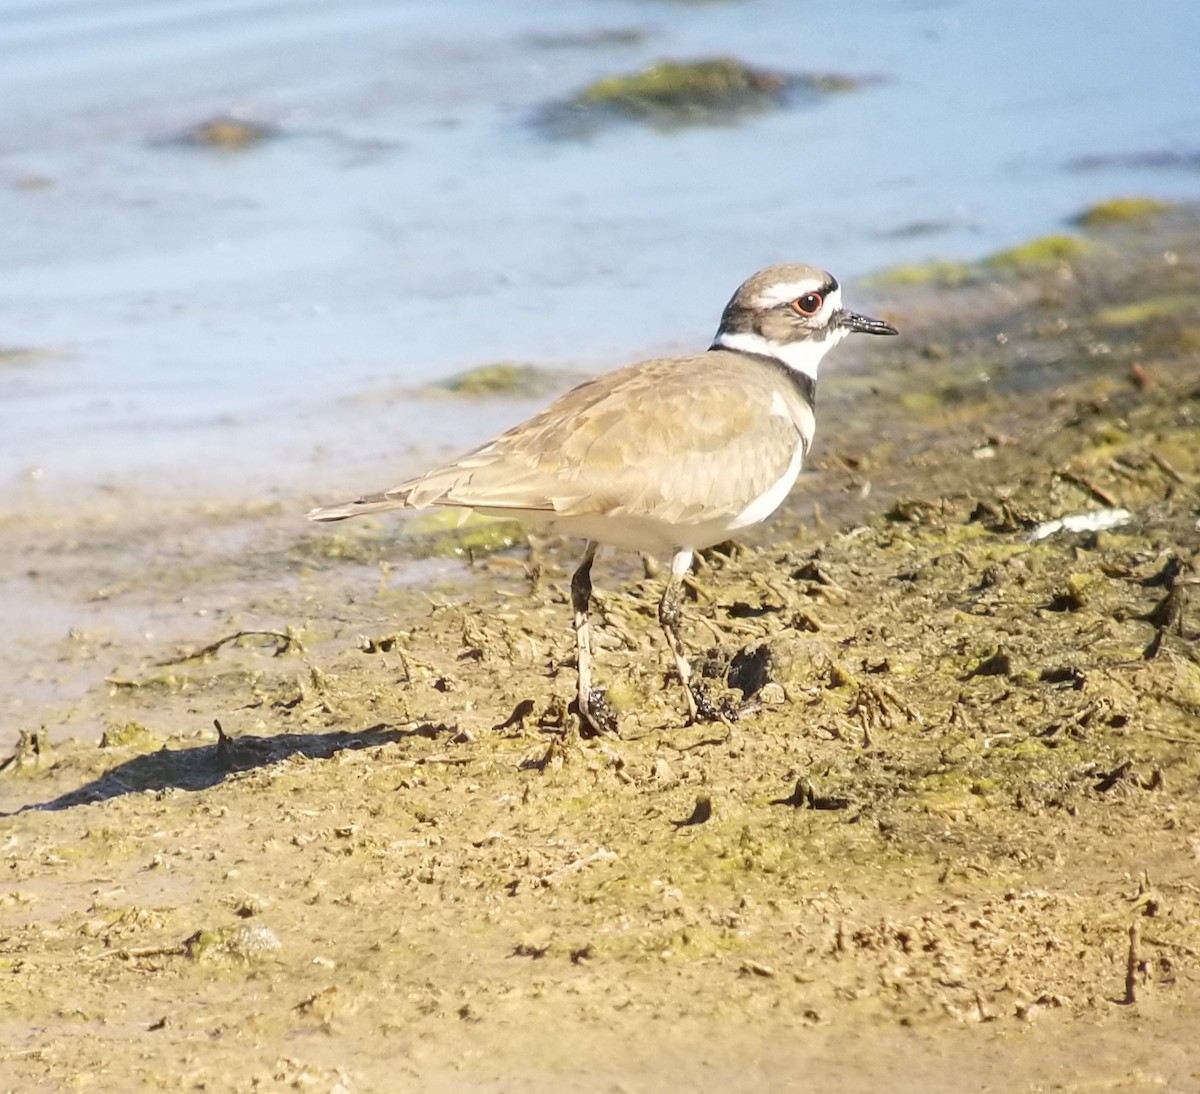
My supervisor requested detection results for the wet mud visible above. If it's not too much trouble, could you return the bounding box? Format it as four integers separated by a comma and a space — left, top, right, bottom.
2, 208, 1199, 1092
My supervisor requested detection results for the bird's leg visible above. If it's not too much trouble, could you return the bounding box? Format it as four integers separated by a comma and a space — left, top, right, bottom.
659, 550, 700, 722
570, 541, 598, 706
570, 541, 617, 736
659, 549, 737, 726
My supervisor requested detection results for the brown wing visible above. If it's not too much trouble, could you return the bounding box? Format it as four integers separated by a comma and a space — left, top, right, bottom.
395, 352, 805, 525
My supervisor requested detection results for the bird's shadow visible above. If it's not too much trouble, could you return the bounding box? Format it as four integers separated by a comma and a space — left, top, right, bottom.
3, 721, 446, 816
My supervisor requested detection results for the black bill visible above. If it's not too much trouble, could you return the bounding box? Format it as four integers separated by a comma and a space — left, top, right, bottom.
838, 310, 899, 336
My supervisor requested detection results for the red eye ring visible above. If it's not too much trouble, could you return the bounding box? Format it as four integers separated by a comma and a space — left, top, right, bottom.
790, 292, 823, 316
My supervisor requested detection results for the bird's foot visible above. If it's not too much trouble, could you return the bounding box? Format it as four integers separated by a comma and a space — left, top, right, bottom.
687, 681, 739, 726
571, 688, 620, 738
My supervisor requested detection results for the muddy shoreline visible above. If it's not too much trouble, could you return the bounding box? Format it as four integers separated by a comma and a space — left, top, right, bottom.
2, 213, 1199, 1091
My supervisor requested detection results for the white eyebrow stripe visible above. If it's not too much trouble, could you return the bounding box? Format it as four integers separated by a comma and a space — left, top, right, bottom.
755, 280, 826, 308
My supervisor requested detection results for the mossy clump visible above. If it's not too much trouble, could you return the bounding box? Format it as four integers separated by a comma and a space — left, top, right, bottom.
1095, 295, 1196, 328
1075, 196, 1175, 228
581, 57, 788, 111
0, 729, 54, 776
177, 116, 279, 151
0, 345, 58, 367
984, 234, 1092, 273
435, 363, 563, 398
186, 924, 282, 963
866, 260, 975, 288
1050, 572, 1097, 611
540, 57, 866, 136
99, 721, 161, 751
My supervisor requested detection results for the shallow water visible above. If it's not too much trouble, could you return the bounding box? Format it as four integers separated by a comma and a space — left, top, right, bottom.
1, 0, 1197, 502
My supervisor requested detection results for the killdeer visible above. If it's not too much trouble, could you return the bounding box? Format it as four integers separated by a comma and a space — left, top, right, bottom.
309, 264, 897, 733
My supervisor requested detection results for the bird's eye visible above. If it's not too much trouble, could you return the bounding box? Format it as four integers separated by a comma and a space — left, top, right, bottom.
790, 292, 823, 316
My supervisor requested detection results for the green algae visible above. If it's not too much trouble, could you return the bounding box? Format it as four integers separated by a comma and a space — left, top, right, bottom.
99, 721, 161, 751
1095, 294, 1197, 327
434, 362, 565, 398
0, 728, 54, 776
869, 231, 1093, 287
403, 508, 527, 559
291, 513, 524, 566
178, 115, 279, 150
1075, 196, 1175, 228
579, 58, 790, 111
0, 345, 61, 367
912, 771, 985, 817
865, 260, 975, 288
185, 924, 283, 964
540, 57, 866, 137
985, 234, 1092, 272
868, 227, 1125, 288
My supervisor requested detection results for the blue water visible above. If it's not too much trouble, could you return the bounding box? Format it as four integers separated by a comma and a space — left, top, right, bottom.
1, 0, 1197, 501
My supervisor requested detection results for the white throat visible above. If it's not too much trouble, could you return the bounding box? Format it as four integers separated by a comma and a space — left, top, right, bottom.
713, 327, 847, 381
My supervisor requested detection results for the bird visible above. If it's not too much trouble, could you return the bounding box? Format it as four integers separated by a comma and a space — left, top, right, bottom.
308, 264, 898, 734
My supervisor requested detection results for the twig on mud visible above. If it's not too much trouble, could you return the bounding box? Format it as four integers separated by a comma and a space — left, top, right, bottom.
1122, 921, 1141, 1005
738, 959, 776, 978
156, 630, 302, 666
88, 942, 188, 963
849, 682, 921, 747
1055, 470, 1120, 508
538, 848, 617, 887
294, 986, 339, 1014
1149, 450, 1187, 484
1142, 936, 1200, 958
1142, 553, 1195, 659
1140, 730, 1200, 745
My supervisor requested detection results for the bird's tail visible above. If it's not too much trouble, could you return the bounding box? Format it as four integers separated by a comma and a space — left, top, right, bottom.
306, 491, 411, 522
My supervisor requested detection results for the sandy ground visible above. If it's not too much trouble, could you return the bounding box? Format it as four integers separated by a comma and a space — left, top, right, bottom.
2, 215, 1199, 1092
